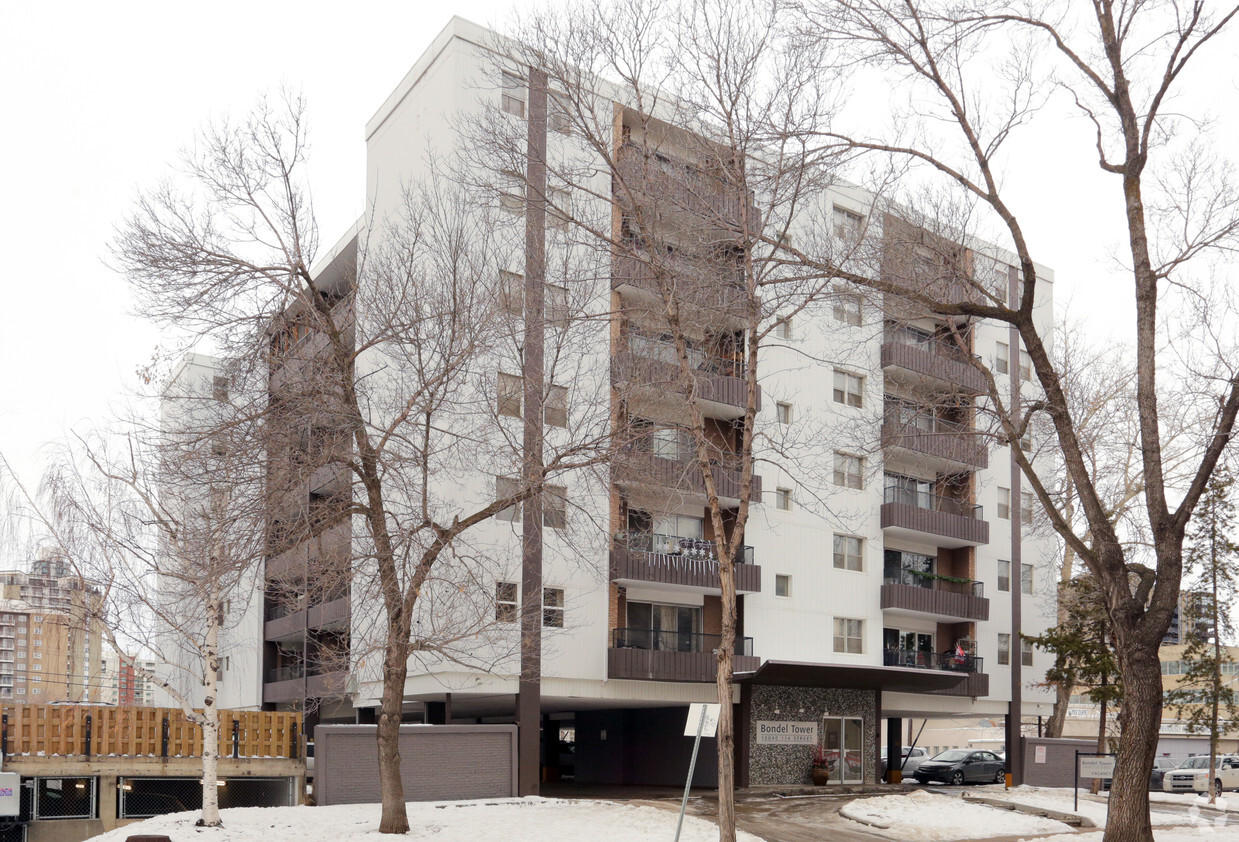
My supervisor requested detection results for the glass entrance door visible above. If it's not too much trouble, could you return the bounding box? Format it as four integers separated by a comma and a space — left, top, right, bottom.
821, 717, 865, 784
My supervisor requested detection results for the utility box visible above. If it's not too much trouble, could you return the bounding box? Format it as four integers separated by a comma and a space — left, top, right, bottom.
0, 771, 20, 816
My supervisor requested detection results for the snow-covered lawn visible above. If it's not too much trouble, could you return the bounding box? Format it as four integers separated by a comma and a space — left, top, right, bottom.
1018, 831, 1239, 842
86, 798, 764, 842
839, 790, 1072, 840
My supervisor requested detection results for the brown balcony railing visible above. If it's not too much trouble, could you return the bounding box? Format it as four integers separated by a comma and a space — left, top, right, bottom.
612, 252, 748, 314
880, 325, 986, 394
611, 534, 761, 592
612, 627, 754, 656
880, 487, 989, 546
615, 445, 761, 502
881, 567, 990, 621
615, 144, 760, 231
608, 628, 759, 682
881, 409, 988, 470
881, 651, 990, 698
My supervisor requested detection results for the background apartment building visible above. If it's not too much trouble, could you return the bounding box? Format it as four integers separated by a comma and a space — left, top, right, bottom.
245, 17, 1059, 787
156, 353, 265, 712
99, 651, 161, 707
0, 552, 103, 703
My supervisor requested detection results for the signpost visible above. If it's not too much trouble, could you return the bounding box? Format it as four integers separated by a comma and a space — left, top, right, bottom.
675, 704, 720, 842
1074, 751, 1117, 813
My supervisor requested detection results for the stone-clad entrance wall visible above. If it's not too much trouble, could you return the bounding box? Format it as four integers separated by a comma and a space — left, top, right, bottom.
746, 686, 878, 785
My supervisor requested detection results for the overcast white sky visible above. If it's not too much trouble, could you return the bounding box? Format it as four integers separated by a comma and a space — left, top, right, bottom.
2, 2, 1236, 501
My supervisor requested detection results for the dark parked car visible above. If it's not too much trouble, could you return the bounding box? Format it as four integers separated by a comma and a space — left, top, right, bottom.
1149, 756, 1180, 791
913, 749, 1006, 786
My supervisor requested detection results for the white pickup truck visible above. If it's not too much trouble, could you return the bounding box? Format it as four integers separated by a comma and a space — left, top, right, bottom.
1161, 754, 1239, 793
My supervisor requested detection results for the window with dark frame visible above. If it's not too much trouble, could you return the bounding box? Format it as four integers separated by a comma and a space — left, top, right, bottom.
496, 582, 518, 623
543, 588, 565, 627
544, 485, 568, 529
496, 476, 521, 523
997, 559, 1011, 592
501, 72, 526, 118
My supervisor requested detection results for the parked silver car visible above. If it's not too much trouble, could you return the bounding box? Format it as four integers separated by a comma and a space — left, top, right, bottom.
881, 745, 930, 777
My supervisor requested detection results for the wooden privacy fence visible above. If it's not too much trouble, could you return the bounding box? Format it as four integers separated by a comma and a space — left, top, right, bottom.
0, 705, 302, 759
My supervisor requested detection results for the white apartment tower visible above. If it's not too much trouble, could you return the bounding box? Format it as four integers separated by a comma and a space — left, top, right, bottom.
259, 17, 1057, 788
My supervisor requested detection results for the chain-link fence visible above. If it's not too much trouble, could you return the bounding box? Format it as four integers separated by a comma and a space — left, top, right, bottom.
119, 776, 295, 819
31, 778, 95, 821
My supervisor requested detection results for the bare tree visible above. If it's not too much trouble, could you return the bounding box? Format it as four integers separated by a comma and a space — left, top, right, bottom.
18, 358, 267, 827
110, 95, 618, 834
788, 4, 1239, 838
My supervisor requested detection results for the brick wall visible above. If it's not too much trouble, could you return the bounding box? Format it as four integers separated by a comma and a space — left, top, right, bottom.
314, 724, 517, 805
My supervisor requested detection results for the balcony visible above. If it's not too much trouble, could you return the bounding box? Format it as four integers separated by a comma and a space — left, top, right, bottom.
614, 446, 761, 506
882, 649, 988, 698
264, 596, 351, 643
881, 567, 989, 622
881, 327, 986, 394
615, 144, 760, 233
881, 487, 989, 548
262, 665, 348, 704
881, 410, 988, 472
611, 534, 761, 593
608, 628, 759, 682
611, 251, 749, 322
613, 335, 760, 419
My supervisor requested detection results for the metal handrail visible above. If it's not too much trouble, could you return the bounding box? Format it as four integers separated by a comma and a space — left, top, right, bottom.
883, 566, 984, 598
618, 532, 756, 565
882, 648, 984, 673
883, 485, 983, 520
612, 627, 754, 657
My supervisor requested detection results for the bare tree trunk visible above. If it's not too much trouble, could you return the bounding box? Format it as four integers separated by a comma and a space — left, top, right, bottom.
377, 635, 411, 834
199, 591, 222, 827
714, 558, 737, 842
1109, 641, 1161, 841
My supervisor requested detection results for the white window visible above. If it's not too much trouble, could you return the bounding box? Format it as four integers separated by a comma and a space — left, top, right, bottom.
997, 487, 1011, 520
833, 294, 862, 326
833, 535, 863, 571
15, 688, 23, 695
776, 487, 793, 511
776, 402, 793, 425
997, 560, 1011, 593
32, 652, 40, 660
833, 370, 863, 408
496, 582, 518, 623
501, 270, 524, 316
996, 342, 1010, 375
548, 187, 571, 232
1019, 346, 1032, 382
548, 94, 573, 135
998, 633, 1011, 666
500, 177, 525, 216
498, 372, 523, 418
33, 627, 41, 635
653, 427, 681, 460
833, 452, 863, 489
775, 575, 792, 598
833, 618, 864, 654
1021, 638, 1034, 667
833, 206, 864, 242
543, 588, 565, 628
547, 283, 569, 323
1021, 492, 1035, 526
774, 317, 793, 340
544, 485, 568, 530
496, 476, 522, 523
501, 72, 526, 118
545, 385, 568, 428
1021, 562, 1034, 595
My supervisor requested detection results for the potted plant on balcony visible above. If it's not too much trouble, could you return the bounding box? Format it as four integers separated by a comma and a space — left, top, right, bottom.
811, 745, 831, 786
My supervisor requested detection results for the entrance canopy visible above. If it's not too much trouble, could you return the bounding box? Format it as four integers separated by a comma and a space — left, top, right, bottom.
736, 660, 966, 694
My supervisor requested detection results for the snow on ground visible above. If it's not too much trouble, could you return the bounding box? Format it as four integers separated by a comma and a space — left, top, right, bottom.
1147, 789, 1239, 812
839, 789, 1071, 840
86, 798, 764, 842
1017, 831, 1239, 842
971, 785, 1183, 827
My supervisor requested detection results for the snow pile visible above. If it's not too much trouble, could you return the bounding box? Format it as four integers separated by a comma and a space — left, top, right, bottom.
86, 798, 763, 842
839, 790, 1071, 840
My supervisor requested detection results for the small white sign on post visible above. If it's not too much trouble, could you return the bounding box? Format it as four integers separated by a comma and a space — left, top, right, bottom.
1079, 756, 1116, 779
684, 704, 721, 738
1035, 745, 1047, 764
